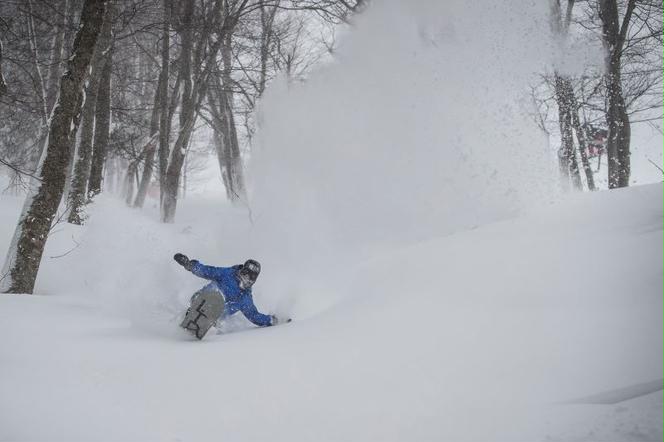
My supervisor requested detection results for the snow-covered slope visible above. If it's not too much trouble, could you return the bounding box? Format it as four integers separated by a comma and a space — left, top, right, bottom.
0, 184, 661, 441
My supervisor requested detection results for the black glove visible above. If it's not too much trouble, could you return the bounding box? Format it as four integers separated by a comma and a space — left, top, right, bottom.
271, 316, 292, 326
174, 253, 193, 271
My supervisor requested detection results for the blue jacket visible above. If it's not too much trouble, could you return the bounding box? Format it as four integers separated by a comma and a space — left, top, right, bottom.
190, 261, 273, 327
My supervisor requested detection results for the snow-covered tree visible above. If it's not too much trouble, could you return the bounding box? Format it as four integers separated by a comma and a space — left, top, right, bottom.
1, 0, 109, 293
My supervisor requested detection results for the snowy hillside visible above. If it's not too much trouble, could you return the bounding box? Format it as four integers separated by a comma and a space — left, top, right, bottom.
1, 183, 661, 442
0, 0, 661, 440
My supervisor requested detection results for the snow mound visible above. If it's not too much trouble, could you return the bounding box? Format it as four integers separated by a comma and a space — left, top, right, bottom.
0, 184, 661, 442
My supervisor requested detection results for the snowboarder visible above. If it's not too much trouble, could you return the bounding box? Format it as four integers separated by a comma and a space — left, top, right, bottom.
174, 253, 289, 338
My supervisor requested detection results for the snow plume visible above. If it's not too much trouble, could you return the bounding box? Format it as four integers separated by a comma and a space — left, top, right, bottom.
248, 0, 559, 307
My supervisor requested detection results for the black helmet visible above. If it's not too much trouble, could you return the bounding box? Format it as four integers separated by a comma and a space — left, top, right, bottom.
238, 259, 261, 288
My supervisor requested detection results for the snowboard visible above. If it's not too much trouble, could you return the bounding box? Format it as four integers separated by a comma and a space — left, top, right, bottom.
179, 291, 225, 340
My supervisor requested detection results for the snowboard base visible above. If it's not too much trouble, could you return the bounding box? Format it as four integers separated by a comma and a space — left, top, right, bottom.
180, 291, 225, 340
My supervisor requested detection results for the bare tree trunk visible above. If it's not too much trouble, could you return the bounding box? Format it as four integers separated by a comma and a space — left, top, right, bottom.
604, 70, 631, 188
62, 90, 85, 199
556, 74, 597, 191
135, 1, 170, 208
209, 71, 246, 202
554, 74, 582, 190
62, 0, 79, 59
133, 96, 160, 208
182, 152, 187, 199
550, 1, 582, 191
0, 40, 7, 97
161, 1, 194, 223
126, 136, 157, 205
162, 111, 196, 222
158, 0, 173, 196
124, 162, 138, 206
598, 0, 635, 188
66, 76, 99, 223
221, 34, 246, 202
26, 0, 49, 127
569, 95, 596, 191
212, 126, 233, 200
67, 6, 113, 224
258, 1, 278, 97
0, 0, 108, 294
45, 0, 70, 114
206, 25, 246, 203
88, 45, 112, 196
25, 0, 50, 171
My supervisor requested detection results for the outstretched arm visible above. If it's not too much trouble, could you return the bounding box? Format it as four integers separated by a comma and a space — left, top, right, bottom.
174, 253, 229, 281
190, 261, 230, 281
239, 296, 273, 327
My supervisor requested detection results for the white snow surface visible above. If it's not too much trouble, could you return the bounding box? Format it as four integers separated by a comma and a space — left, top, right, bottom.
0, 183, 662, 442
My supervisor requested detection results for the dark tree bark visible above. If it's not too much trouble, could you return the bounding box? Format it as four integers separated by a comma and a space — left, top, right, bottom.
258, 1, 278, 97
67, 6, 113, 224
158, 0, 173, 200
550, 1, 582, 191
161, 106, 197, 222
568, 86, 596, 191
26, 0, 49, 128
555, 75, 597, 191
45, 0, 70, 114
598, 0, 635, 188
554, 74, 582, 191
88, 46, 113, 196
161, 0, 197, 222
24, 0, 51, 171
0, 40, 7, 97
62, 0, 80, 59
0, 0, 108, 294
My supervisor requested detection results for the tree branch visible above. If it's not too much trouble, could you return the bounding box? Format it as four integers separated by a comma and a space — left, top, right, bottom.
618, 0, 638, 51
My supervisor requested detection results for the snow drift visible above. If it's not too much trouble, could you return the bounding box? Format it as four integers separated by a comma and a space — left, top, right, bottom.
0, 183, 661, 442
